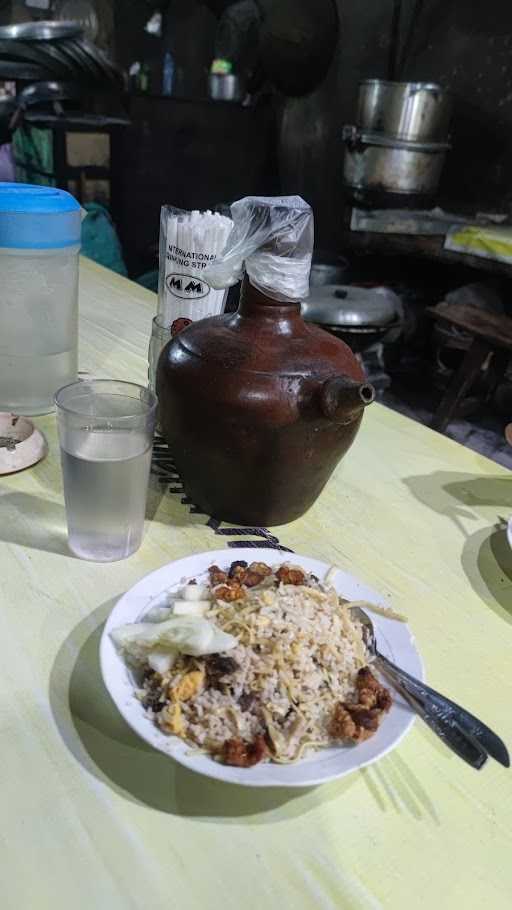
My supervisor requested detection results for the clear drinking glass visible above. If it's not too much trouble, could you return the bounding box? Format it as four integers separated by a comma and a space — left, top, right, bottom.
148, 315, 172, 392
55, 379, 157, 562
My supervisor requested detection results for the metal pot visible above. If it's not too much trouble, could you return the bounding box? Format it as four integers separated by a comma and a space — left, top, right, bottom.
343, 126, 450, 201
322, 322, 401, 353
357, 79, 452, 142
310, 252, 350, 288
302, 284, 403, 354
208, 73, 244, 102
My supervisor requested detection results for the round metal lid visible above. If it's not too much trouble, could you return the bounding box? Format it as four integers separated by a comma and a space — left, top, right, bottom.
302, 285, 402, 327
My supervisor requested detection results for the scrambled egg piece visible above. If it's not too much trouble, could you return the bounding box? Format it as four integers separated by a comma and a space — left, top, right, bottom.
159, 669, 205, 736
159, 702, 184, 735
171, 669, 205, 703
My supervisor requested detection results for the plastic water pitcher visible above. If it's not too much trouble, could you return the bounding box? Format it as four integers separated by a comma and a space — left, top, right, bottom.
0, 183, 81, 415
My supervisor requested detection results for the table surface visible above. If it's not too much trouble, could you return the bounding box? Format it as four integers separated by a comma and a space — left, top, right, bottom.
2, 258, 512, 910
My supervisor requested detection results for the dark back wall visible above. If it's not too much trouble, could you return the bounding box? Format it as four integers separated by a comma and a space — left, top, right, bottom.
278, 0, 394, 249
401, 1, 512, 215
112, 1, 512, 254
279, 0, 512, 249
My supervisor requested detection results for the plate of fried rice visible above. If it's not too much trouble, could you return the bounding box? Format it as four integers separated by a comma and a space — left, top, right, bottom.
100, 549, 423, 788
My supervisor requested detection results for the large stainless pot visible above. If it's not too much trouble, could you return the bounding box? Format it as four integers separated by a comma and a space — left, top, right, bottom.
343, 126, 450, 201
357, 79, 452, 142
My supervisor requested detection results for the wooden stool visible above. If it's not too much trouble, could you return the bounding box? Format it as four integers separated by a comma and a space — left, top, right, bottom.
427, 301, 512, 432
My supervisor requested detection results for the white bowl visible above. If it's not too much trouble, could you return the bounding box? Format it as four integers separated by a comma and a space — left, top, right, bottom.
100, 548, 423, 788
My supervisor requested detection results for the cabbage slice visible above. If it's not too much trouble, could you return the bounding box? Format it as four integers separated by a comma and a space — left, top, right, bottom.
111, 615, 237, 663
181, 584, 210, 602
144, 605, 173, 623
147, 650, 177, 674
173, 599, 210, 616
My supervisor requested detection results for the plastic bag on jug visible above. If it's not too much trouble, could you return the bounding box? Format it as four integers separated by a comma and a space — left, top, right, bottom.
203, 195, 313, 301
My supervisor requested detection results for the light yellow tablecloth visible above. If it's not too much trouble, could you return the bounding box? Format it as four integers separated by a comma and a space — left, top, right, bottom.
2, 259, 511, 910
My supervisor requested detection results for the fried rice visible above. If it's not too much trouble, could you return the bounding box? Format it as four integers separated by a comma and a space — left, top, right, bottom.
129, 561, 392, 765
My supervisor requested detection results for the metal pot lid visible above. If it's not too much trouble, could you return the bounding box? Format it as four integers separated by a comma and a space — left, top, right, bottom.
0, 21, 84, 41
302, 284, 403, 327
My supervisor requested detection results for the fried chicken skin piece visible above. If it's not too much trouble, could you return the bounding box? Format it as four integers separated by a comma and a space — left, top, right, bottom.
275, 565, 306, 586
208, 565, 228, 586
214, 584, 246, 602
356, 667, 392, 712
220, 735, 268, 767
248, 562, 273, 577
329, 668, 392, 744
228, 560, 248, 583
210, 560, 274, 592
329, 704, 379, 742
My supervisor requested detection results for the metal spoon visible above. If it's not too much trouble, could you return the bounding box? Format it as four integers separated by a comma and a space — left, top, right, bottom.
351, 606, 510, 770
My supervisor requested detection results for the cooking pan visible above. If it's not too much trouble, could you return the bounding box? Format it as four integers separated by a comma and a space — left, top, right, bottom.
31, 41, 79, 78
0, 60, 51, 81
64, 38, 102, 81
79, 37, 124, 86
0, 39, 70, 78
0, 21, 83, 41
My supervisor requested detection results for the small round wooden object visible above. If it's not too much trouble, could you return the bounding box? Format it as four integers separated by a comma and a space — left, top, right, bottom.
0, 413, 48, 475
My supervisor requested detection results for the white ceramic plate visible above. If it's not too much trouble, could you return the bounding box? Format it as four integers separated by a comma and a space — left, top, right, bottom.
100, 548, 423, 788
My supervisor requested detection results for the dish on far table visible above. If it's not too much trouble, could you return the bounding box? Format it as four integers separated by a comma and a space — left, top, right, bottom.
100, 548, 423, 788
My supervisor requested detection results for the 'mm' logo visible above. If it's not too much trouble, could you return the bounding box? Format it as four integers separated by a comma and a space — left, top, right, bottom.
166, 273, 209, 299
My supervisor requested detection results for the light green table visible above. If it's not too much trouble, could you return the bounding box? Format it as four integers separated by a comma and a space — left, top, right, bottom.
2, 259, 512, 909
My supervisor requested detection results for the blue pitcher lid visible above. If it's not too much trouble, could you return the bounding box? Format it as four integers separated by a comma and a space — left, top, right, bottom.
0, 182, 80, 213
0, 182, 81, 249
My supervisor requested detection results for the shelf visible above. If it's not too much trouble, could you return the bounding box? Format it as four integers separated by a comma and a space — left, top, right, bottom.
341, 228, 512, 278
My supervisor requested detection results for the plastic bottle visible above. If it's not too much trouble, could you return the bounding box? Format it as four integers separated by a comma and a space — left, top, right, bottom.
0, 183, 82, 415
139, 63, 150, 93
162, 51, 175, 96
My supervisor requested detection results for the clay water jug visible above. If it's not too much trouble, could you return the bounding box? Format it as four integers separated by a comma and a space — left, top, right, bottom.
156, 196, 374, 525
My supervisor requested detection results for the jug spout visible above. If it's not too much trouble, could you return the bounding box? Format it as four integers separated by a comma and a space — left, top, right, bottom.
320, 375, 375, 423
